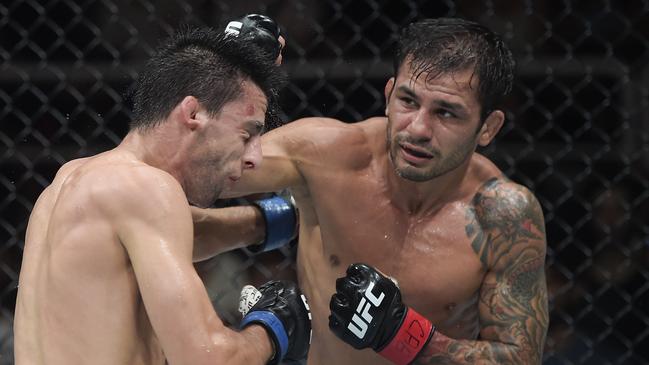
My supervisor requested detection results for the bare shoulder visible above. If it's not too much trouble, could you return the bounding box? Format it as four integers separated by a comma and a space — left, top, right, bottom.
84, 161, 188, 220
468, 177, 547, 269
472, 177, 545, 236
48, 157, 91, 189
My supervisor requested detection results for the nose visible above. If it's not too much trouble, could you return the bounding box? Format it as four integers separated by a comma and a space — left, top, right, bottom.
406, 109, 433, 140
242, 137, 262, 170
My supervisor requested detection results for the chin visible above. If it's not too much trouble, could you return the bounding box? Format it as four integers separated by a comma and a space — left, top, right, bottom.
396, 168, 434, 182
394, 160, 441, 182
188, 190, 220, 208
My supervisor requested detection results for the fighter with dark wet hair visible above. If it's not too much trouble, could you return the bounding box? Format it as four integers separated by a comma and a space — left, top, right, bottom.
195, 17, 548, 365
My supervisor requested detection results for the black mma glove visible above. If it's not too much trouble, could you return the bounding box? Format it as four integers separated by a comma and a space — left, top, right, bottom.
240, 280, 311, 364
224, 14, 282, 58
329, 263, 435, 365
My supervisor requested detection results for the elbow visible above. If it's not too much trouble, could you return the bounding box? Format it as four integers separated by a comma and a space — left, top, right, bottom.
514, 345, 543, 365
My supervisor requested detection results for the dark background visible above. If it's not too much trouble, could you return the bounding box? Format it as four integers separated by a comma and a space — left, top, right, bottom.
1, 1, 648, 364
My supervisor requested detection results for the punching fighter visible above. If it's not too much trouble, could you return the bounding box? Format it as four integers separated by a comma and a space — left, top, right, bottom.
14, 22, 310, 365
194, 17, 549, 364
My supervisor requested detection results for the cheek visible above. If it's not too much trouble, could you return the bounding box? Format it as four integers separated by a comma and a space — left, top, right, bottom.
391, 111, 413, 132
387, 111, 405, 135
446, 132, 477, 153
221, 140, 247, 164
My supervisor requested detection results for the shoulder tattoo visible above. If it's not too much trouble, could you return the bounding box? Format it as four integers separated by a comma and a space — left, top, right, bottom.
465, 177, 546, 269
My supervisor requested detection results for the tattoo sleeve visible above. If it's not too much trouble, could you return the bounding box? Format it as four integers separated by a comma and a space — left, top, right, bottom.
414, 178, 549, 364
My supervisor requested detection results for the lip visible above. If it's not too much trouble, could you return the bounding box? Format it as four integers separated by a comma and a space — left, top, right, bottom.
399, 143, 433, 165
228, 176, 241, 182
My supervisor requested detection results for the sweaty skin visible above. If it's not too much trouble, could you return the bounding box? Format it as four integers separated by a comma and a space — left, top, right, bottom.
195, 66, 548, 364
14, 82, 274, 365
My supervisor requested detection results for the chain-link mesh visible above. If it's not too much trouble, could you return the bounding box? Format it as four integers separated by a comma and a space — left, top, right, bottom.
1, 1, 648, 364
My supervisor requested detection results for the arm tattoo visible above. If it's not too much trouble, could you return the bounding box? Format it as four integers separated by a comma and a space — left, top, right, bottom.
414, 178, 549, 364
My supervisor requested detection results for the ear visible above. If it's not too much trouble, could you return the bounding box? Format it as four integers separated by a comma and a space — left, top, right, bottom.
477, 110, 505, 146
384, 77, 395, 115
177, 96, 202, 130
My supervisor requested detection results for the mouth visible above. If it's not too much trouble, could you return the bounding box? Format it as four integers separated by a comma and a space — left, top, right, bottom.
399, 143, 434, 164
228, 176, 241, 182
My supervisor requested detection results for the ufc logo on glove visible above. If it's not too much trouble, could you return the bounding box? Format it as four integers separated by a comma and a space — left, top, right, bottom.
329, 263, 436, 365
348, 282, 385, 338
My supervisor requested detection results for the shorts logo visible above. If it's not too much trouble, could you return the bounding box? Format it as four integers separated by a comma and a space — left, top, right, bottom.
347, 282, 385, 339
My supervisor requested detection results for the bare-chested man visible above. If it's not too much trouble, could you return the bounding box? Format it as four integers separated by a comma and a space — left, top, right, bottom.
194, 17, 548, 364
13, 24, 311, 365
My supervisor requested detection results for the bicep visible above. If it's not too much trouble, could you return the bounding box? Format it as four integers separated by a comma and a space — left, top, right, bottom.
113, 177, 227, 363
228, 131, 303, 195
224, 117, 336, 197
478, 246, 548, 359
472, 180, 549, 361
123, 221, 225, 361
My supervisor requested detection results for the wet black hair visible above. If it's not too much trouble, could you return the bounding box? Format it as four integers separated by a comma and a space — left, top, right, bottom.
130, 26, 285, 130
394, 18, 515, 120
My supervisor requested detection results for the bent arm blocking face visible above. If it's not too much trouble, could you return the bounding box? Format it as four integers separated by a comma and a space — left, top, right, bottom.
106, 167, 272, 364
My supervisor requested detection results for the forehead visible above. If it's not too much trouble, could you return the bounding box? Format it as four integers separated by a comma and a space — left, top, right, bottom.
222, 80, 268, 118
395, 60, 479, 101
239, 80, 267, 111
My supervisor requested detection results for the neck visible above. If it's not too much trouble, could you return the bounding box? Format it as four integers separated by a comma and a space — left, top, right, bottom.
117, 126, 185, 185
384, 154, 471, 215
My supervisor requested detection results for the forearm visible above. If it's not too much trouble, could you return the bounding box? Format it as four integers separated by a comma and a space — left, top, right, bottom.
192, 205, 264, 262
235, 324, 275, 364
413, 331, 540, 365
192, 324, 272, 365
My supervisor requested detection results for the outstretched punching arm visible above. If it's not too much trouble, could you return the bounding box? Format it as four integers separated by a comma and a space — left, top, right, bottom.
192, 117, 341, 260
329, 178, 548, 365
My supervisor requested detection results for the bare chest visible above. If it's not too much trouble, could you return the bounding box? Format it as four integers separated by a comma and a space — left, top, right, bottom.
305, 174, 485, 322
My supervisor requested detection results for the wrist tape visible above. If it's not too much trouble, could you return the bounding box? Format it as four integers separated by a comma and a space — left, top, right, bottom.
250, 195, 297, 252
378, 307, 435, 365
241, 311, 289, 364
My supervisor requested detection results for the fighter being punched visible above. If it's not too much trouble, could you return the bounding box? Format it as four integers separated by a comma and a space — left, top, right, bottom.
195, 16, 549, 365
14, 21, 310, 365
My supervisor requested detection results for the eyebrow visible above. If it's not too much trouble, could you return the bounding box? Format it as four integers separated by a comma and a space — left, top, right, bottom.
396, 85, 467, 114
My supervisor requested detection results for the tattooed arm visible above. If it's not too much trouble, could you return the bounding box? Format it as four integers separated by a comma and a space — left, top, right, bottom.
415, 178, 549, 364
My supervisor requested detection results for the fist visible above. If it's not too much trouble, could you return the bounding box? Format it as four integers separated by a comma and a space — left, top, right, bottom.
329, 264, 435, 365
329, 263, 404, 350
240, 280, 311, 364
225, 14, 283, 62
